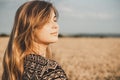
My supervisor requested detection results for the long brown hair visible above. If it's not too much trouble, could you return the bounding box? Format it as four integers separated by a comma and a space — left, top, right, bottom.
2, 1, 58, 80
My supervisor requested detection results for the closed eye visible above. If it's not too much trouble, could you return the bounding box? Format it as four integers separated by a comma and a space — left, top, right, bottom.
54, 16, 57, 22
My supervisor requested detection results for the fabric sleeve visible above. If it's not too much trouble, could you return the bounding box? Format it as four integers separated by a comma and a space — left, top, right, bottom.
22, 54, 68, 80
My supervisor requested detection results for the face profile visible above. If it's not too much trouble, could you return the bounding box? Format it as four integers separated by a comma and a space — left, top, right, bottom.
33, 10, 59, 45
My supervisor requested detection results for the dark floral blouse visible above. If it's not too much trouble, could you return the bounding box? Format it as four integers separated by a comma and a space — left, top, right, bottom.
22, 54, 68, 80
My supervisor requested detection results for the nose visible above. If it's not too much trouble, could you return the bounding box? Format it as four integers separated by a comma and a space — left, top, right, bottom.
52, 23, 59, 30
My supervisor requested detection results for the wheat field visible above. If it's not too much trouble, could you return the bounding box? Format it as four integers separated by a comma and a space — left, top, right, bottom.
0, 37, 120, 80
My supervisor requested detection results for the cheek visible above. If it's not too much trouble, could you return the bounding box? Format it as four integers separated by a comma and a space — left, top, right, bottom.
41, 30, 58, 42
35, 29, 50, 42
35, 30, 58, 44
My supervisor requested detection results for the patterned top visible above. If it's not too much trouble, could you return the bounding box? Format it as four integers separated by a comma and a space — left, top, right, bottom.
22, 54, 68, 80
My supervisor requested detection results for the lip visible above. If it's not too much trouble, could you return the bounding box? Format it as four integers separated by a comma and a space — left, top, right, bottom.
51, 32, 58, 35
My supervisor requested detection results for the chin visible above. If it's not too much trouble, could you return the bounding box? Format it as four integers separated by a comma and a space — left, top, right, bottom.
49, 37, 58, 43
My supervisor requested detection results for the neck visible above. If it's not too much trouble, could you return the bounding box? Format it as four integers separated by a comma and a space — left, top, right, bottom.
27, 41, 49, 57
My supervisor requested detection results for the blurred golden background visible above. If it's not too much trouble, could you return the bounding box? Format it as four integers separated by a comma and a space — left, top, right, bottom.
0, 37, 120, 80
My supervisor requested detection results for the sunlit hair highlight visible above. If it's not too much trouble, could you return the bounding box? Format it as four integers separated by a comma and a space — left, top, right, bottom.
2, 1, 58, 80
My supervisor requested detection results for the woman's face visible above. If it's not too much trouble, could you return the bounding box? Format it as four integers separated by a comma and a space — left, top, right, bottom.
34, 10, 59, 44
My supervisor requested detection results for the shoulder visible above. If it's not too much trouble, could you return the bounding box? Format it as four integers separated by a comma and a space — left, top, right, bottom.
22, 54, 68, 80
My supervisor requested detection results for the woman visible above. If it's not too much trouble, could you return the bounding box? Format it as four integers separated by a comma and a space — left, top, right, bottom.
2, 0, 68, 80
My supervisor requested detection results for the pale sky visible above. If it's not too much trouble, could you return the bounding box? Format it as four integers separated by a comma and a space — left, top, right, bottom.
0, 0, 120, 35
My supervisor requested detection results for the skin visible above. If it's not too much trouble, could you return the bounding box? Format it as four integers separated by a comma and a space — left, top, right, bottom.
30, 10, 59, 57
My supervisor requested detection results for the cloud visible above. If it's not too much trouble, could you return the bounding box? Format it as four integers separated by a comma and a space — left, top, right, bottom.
56, 3, 114, 20
57, 5, 73, 13
55, 0, 120, 21
75, 12, 114, 20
